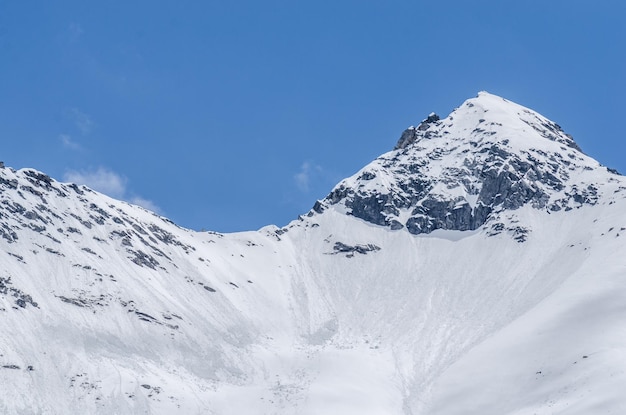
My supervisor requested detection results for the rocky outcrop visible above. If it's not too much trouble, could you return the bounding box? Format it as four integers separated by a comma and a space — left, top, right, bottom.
311, 93, 610, 237
394, 113, 441, 150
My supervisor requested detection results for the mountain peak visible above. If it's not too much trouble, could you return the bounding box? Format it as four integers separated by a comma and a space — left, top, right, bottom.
395, 91, 581, 152
313, 93, 613, 238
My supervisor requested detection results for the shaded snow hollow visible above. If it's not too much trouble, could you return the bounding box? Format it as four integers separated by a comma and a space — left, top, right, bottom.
1, 92, 626, 414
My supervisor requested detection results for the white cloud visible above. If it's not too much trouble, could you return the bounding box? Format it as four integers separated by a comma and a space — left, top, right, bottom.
294, 162, 311, 192
66, 108, 94, 135
129, 196, 162, 214
294, 162, 323, 192
59, 134, 81, 150
63, 167, 162, 214
64, 167, 127, 198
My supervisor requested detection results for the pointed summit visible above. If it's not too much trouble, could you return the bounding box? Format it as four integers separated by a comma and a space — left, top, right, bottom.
396, 91, 581, 152
313, 93, 611, 238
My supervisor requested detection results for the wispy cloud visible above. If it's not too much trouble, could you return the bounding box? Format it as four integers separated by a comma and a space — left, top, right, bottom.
64, 167, 127, 198
65, 108, 94, 135
294, 162, 323, 192
59, 107, 92, 152
59, 134, 81, 150
129, 196, 161, 213
63, 167, 161, 213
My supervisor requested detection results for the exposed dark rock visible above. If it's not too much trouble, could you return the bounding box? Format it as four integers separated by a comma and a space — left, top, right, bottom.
7, 253, 24, 262
0, 223, 18, 243
389, 220, 404, 230
110, 230, 130, 239
89, 203, 110, 218
81, 247, 98, 255
0, 276, 38, 309
346, 194, 396, 227
312, 200, 325, 214
20, 185, 42, 197
45, 247, 64, 256
68, 183, 84, 195
90, 214, 106, 225
135, 311, 158, 322
129, 250, 159, 269
511, 226, 530, 242
24, 210, 48, 223
3, 201, 26, 215
59, 296, 88, 307
148, 224, 177, 245
0, 177, 18, 189
23, 170, 52, 187
417, 113, 440, 130
70, 214, 92, 229
358, 171, 377, 181
132, 224, 147, 235
395, 127, 419, 150
332, 242, 381, 255
28, 223, 46, 233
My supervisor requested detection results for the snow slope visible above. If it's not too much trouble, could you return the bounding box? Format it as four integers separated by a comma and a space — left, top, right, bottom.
1, 92, 625, 414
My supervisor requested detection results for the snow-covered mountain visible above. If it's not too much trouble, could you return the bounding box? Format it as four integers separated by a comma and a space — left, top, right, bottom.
2, 92, 625, 414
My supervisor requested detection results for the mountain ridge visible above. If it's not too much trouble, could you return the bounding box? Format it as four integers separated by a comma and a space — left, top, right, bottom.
1, 93, 626, 414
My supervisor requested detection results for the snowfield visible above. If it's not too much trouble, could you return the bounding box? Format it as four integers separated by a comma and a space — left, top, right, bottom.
1, 92, 625, 414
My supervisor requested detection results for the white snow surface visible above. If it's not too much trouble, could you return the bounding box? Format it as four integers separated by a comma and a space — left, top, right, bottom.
1, 92, 625, 414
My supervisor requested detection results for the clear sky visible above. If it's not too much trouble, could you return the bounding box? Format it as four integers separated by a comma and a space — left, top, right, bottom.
1, 1, 625, 232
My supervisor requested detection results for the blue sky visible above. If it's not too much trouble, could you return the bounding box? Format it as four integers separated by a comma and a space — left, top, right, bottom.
1, 1, 625, 232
